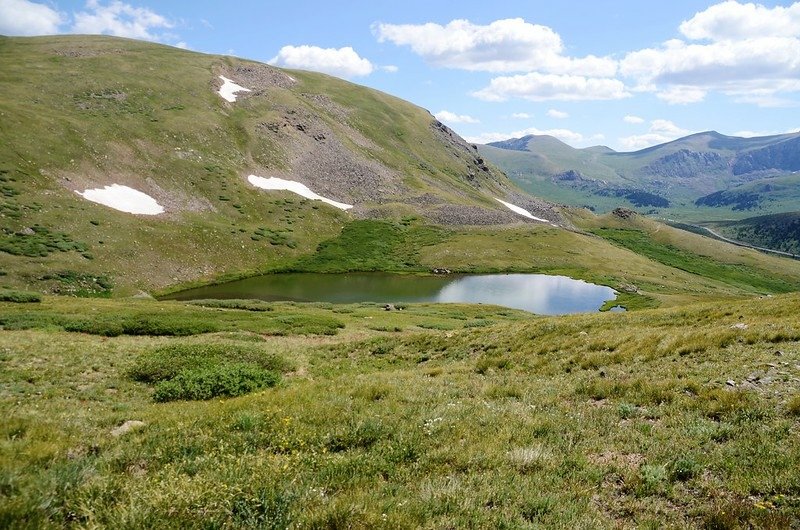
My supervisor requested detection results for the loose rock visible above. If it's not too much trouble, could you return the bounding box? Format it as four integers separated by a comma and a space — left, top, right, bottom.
111, 420, 145, 437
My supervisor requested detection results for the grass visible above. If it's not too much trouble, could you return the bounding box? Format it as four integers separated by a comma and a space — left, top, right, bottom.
592, 227, 799, 293
289, 219, 448, 273
2, 293, 800, 527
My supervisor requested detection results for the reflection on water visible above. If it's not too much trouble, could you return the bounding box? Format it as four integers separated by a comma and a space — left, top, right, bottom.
165, 272, 616, 315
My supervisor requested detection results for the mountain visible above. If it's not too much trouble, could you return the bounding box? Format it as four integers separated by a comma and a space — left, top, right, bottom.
0, 35, 558, 293
480, 130, 800, 219
4, 35, 800, 308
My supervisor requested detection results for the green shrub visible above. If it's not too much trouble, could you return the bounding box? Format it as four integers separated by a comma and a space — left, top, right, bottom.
64, 315, 218, 336
185, 299, 274, 312
130, 343, 292, 383
463, 319, 493, 328
0, 289, 41, 303
153, 363, 279, 402
669, 457, 699, 482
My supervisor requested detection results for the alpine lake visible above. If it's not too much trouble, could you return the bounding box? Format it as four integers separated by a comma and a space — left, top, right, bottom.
165, 273, 619, 315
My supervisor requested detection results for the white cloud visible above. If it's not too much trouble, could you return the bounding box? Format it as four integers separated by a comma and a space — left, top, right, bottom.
547, 109, 569, 119
621, 2, 800, 106
269, 45, 374, 78
380, 65, 399, 73
0, 0, 63, 35
656, 85, 707, 104
618, 119, 692, 151
373, 18, 617, 76
731, 128, 800, 137
623, 115, 644, 124
472, 72, 630, 102
434, 110, 480, 124
679, 0, 800, 41
465, 127, 602, 147
511, 112, 533, 119
72, 0, 174, 41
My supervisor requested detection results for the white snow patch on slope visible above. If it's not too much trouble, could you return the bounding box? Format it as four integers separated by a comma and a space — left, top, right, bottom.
248, 175, 353, 210
495, 198, 550, 223
76, 184, 164, 215
218, 75, 251, 102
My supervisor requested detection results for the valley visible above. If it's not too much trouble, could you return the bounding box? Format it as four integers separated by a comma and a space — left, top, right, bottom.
1, 31, 800, 529
479, 132, 800, 229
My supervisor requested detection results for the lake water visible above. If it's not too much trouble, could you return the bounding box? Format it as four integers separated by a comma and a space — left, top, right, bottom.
165, 272, 617, 315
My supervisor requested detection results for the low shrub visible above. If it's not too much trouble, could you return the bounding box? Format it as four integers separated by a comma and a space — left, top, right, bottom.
0, 289, 41, 303
185, 299, 274, 312
130, 343, 292, 383
64, 315, 218, 336
669, 457, 700, 482
153, 363, 279, 402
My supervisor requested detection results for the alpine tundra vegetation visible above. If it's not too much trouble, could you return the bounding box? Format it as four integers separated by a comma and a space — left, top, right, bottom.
2, 1, 800, 527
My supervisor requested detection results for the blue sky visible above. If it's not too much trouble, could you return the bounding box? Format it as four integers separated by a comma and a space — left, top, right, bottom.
2, 0, 799, 150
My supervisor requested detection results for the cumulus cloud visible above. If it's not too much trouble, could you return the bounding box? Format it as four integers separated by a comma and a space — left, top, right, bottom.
623, 115, 645, 124
72, 0, 175, 41
270, 45, 374, 78
618, 119, 692, 151
434, 110, 480, 124
465, 127, 603, 147
679, 0, 800, 40
621, 1, 800, 106
0, 0, 63, 35
472, 72, 630, 102
380, 65, 399, 73
547, 109, 569, 119
733, 127, 800, 137
511, 112, 533, 119
373, 18, 616, 76
656, 85, 707, 104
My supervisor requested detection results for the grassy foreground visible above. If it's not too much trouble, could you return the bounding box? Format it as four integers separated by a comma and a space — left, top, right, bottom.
2, 294, 800, 528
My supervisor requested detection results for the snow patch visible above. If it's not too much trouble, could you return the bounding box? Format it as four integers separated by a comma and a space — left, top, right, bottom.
495, 198, 550, 224
248, 175, 353, 210
217, 75, 251, 102
76, 184, 165, 215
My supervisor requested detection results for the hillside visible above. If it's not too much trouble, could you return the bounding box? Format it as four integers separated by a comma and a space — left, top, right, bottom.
2, 292, 800, 528
708, 212, 800, 256
0, 35, 556, 294
3, 35, 800, 310
480, 131, 800, 220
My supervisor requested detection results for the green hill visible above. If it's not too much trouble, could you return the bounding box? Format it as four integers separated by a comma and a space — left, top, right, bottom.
708, 212, 800, 255
0, 35, 556, 294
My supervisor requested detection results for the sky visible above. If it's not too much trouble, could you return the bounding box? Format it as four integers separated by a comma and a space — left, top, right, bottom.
2, 0, 800, 151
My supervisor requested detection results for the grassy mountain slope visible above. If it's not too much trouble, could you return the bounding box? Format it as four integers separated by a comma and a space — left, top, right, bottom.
3, 292, 800, 528
2, 35, 799, 309
480, 131, 800, 220
708, 212, 800, 255
0, 35, 555, 294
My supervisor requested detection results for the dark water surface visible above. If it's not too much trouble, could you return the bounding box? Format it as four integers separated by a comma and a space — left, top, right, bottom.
166, 273, 617, 315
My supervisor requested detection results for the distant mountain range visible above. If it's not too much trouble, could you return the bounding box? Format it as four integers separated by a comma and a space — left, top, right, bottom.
480, 130, 800, 219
